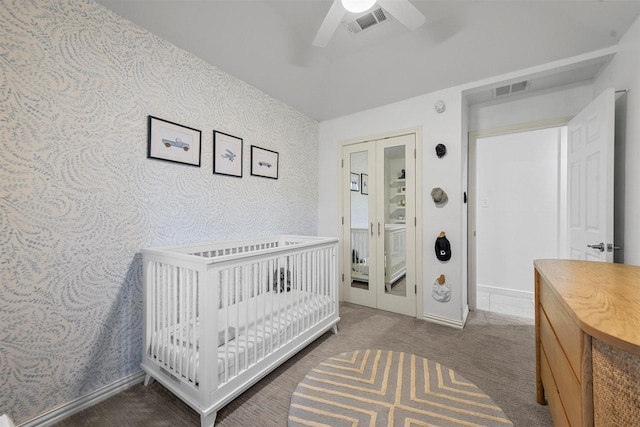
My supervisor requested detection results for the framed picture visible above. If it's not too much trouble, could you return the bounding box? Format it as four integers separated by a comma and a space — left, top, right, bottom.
250, 146, 279, 179
147, 116, 201, 166
213, 131, 243, 177
361, 173, 368, 195
350, 173, 359, 192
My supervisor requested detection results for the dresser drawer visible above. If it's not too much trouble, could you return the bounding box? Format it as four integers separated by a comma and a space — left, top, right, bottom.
540, 308, 582, 426
540, 349, 571, 427
539, 277, 582, 376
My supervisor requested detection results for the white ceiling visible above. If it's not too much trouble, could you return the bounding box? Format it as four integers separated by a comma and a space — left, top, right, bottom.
94, 0, 640, 121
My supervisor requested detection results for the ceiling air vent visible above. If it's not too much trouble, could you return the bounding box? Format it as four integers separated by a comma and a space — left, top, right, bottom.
494, 80, 530, 97
344, 7, 391, 36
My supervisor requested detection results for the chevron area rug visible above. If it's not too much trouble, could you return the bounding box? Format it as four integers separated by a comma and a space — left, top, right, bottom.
288, 349, 514, 426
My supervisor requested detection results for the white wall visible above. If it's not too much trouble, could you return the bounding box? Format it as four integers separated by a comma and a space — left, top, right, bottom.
476, 128, 562, 297
319, 90, 467, 326
594, 14, 640, 266
468, 83, 593, 132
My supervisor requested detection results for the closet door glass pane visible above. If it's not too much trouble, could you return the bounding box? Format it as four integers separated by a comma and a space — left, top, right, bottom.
383, 146, 407, 296
350, 150, 369, 290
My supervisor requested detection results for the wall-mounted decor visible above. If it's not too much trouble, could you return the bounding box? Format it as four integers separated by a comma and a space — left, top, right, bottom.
432, 274, 451, 302
147, 116, 201, 166
350, 173, 360, 192
431, 187, 448, 205
213, 131, 243, 177
250, 146, 279, 179
360, 173, 368, 195
435, 231, 451, 261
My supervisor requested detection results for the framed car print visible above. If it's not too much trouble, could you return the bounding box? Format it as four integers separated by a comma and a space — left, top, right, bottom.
250, 146, 279, 179
147, 116, 201, 166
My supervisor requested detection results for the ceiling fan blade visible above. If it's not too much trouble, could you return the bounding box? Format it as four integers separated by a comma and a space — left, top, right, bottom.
312, 0, 346, 47
377, 0, 425, 30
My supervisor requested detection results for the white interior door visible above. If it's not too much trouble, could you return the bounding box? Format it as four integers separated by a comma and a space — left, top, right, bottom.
342, 134, 416, 316
568, 88, 615, 262
343, 141, 376, 308
376, 134, 416, 317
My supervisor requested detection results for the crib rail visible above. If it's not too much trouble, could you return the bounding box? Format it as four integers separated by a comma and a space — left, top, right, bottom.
141, 235, 338, 413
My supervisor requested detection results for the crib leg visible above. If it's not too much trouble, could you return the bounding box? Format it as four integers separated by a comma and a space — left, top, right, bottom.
331, 324, 338, 334
144, 373, 154, 386
201, 411, 217, 427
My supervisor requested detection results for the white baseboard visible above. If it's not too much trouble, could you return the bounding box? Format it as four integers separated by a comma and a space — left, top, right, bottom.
1, 415, 16, 427
422, 312, 467, 329
19, 371, 145, 427
477, 284, 534, 300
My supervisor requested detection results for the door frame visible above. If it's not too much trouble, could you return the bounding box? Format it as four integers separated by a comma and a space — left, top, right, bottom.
467, 117, 571, 310
338, 127, 423, 318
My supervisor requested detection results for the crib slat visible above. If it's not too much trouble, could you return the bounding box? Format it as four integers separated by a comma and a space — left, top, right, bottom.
184, 270, 190, 382
242, 264, 249, 373
152, 264, 159, 359
234, 265, 241, 379
164, 265, 170, 368
177, 267, 184, 376
260, 261, 266, 361
223, 268, 230, 383
192, 272, 198, 384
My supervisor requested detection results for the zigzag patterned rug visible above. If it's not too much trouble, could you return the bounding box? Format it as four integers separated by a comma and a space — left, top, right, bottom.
288, 349, 514, 426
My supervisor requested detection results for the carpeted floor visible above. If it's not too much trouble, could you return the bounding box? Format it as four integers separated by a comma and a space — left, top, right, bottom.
54, 303, 553, 426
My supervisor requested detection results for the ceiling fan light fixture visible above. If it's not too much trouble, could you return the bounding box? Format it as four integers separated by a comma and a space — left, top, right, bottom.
341, 0, 376, 14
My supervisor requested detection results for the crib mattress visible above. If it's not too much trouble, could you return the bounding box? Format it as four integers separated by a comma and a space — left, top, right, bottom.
150, 289, 333, 386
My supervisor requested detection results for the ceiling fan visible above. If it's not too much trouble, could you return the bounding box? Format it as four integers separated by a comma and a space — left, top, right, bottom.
312, 0, 426, 47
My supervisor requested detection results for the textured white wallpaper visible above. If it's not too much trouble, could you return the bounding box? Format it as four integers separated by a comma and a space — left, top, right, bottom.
0, 0, 319, 423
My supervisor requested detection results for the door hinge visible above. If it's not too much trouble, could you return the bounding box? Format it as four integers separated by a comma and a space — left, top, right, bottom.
341, 159, 344, 168
342, 216, 344, 225
414, 217, 417, 226
414, 148, 416, 159
342, 273, 344, 282
415, 284, 417, 294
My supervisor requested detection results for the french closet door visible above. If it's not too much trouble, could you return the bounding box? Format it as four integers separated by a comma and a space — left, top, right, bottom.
342, 134, 416, 317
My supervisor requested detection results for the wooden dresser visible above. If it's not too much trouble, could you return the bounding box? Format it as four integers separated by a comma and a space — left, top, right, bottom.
534, 260, 640, 426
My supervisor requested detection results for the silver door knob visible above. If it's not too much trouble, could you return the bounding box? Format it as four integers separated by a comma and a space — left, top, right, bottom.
587, 242, 605, 252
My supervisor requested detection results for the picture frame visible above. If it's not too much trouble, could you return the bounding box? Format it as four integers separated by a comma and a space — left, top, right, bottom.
147, 116, 201, 167
361, 173, 368, 195
213, 131, 243, 177
250, 146, 279, 179
350, 173, 360, 192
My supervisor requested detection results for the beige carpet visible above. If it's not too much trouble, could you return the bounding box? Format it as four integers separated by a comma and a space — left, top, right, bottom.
54, 304, 552, 426
289, 349, 514, 426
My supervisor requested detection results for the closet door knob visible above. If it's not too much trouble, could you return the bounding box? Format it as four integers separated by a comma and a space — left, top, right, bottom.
587, 242, 605, 252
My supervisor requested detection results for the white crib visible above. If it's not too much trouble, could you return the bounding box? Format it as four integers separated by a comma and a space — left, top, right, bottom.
350, 225, 406, 291
141, 235, 339, 427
